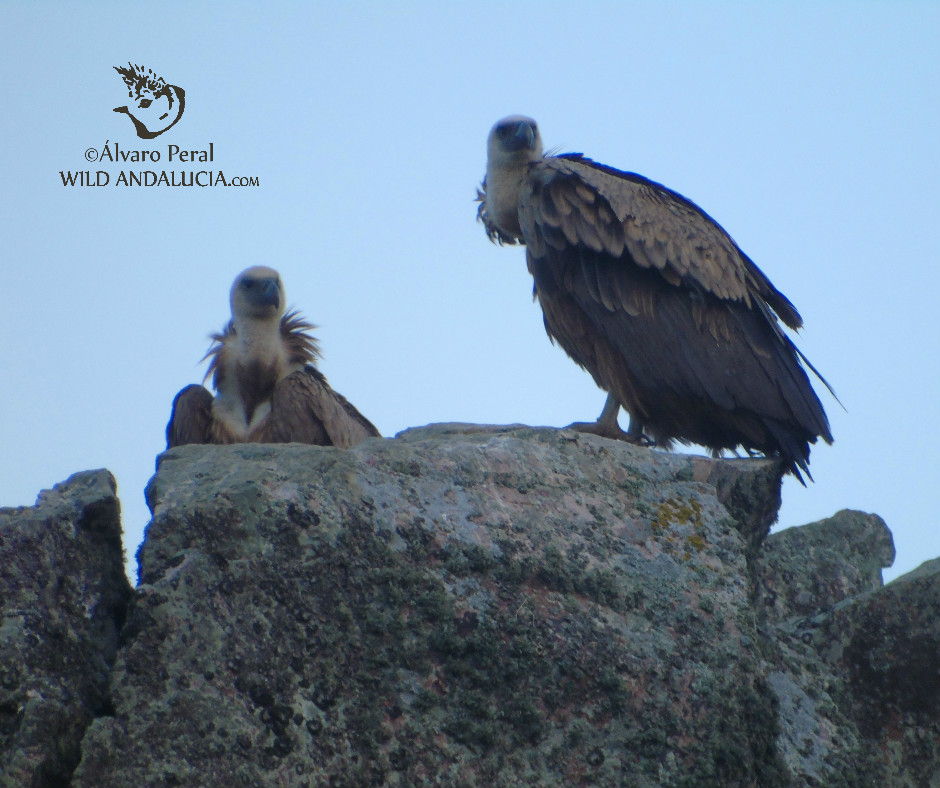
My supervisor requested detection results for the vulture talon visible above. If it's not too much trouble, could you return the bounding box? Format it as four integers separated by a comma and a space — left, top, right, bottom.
564, 394, 653, 446
564, 420, 648, 446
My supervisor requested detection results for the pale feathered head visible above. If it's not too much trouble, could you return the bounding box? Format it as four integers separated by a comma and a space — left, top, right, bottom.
487, 115, 543, 167
230, 265, 285, 322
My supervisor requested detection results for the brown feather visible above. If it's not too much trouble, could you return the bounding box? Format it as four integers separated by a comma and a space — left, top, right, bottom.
514, 152, 829, 480
280, 310, 321, 367
202, 322, 231, 391
259, 366, 380, 448
531, 156, 758, 307
166, 384, 214, 448
529, 238, 831, 480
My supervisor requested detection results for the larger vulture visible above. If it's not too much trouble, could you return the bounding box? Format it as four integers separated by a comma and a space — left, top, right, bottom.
167, 266, 379, 449
478, 115, 833, 481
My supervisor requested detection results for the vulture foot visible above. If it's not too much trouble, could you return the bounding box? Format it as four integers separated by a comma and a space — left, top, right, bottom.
564, 394, 654, 446
564, 419, 652, 445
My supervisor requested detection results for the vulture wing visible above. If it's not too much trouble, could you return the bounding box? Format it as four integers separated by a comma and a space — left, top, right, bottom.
166, 384, 214, 449
519, 155, 831, 479
523, 155, 804, 330
260, 366, 380, 448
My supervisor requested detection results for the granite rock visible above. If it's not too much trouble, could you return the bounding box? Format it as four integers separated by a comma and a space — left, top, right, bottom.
0, 471, 132, 788
759, 513, 937, 787
4, 425, 937, 787
756, 509, 895, 623
75, 426, 788, 788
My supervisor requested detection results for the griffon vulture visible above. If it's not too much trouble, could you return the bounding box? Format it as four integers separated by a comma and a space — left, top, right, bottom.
167, 266, 380, 449
478, 115, 833, 481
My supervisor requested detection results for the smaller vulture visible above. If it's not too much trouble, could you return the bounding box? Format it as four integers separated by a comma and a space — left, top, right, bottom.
478, 115, 834, 481
167, 266, 379, 449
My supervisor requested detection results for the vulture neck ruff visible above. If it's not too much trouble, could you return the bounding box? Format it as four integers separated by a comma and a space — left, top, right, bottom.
484, 160, 532, 243
211, 314, 302, 440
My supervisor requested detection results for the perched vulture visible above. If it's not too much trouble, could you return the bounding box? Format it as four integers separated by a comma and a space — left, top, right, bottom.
477, 115, 833, 481
167, 266, 380, 449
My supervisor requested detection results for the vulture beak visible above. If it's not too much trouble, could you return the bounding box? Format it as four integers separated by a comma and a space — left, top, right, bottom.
500, 118, 537, 152
243, 277, 281, 309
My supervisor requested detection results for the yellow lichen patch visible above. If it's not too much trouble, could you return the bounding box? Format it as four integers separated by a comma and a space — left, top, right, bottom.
652, 498, 710, 561
687, 534, 707, 552
652, 497, 704, 531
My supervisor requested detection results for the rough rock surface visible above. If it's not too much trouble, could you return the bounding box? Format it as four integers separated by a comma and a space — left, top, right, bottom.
4, 425, 938, 787
828, 560, 940, 787
75, 425, 789, 788
756, 509, 896, 623
0, 470, 132, 788
759, 513, 939, 788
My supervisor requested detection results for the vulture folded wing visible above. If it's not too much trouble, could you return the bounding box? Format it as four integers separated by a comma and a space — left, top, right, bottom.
519, 158, 832, 478
166, 384, 214, 448
533, 246, 829, 477
263, 366, 380, 448
531, 156, 804, 329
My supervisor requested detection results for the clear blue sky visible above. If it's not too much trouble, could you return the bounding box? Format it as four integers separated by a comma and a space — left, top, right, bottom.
1, 2, 937, 582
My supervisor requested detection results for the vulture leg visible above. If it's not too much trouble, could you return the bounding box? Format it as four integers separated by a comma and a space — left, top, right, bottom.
565, 394, 651, 445
625, 412, 651, 445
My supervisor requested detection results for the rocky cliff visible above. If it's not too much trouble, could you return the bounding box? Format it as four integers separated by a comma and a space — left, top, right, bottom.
0, 471, 131, 787
1, 425, 937, 787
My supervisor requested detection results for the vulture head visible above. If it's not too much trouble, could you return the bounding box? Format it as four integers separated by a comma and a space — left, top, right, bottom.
487, 115, 543, 167
230, 266, 285, 324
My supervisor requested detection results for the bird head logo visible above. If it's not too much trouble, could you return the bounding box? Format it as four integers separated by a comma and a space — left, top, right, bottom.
113, 63, 185, 139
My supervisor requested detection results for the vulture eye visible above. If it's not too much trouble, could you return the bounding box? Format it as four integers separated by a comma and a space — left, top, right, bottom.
242, 279, 255, 289
496, 125, 512, 139
495, 120, 536, 145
